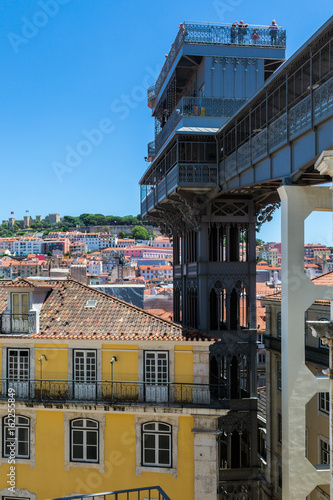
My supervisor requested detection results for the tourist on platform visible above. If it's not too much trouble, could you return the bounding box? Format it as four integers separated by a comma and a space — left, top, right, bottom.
230, 23, 238, 43
269, 20, 279, 45
237, 20, 249, 44
252, 30, 259, 44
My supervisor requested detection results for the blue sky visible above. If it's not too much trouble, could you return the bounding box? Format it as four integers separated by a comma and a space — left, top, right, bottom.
0, 0, 332, 243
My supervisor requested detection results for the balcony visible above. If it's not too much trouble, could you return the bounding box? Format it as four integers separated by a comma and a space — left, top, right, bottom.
263, 334, 329, 367
150, 22, 286, 103
219, 467, 259, 482
141, 163, 217, 216
0, 312, 36, 334
154, 96, 247, 158
0, 379, 230, 408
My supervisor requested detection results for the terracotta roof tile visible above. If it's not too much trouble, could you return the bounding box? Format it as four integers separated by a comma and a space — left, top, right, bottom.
0, 278, 214, 342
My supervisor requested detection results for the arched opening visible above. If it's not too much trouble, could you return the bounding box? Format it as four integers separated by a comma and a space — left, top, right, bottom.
231, 430, 241, 468
230, 288, 238, 330
230, 356, 239, 399
210, 289, 218, 329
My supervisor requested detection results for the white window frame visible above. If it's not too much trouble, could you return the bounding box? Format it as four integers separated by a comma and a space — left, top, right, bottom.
318, 392, 330, 415
142, 421, 172, 468
318, 436, 330, 465
3, 415, 30, 459
70, 418, 99, 463
135, 415, 178, 477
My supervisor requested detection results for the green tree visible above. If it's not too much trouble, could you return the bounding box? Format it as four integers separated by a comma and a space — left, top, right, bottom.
118, 231, 126, 238
131, 226, 149, 240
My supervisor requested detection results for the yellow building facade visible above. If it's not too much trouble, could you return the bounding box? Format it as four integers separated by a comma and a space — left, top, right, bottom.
0, 278, 225, 500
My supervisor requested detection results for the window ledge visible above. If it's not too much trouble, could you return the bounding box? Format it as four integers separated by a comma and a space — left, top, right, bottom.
136, 465, 177, 478
65, 461, 102, 471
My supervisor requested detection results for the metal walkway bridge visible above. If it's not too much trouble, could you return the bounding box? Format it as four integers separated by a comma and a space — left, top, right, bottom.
217, 16, 333, 205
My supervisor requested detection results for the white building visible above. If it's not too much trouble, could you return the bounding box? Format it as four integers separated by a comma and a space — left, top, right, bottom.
12, 238, 46, 256
87, 261, 103, 275
99, 235, 118, 249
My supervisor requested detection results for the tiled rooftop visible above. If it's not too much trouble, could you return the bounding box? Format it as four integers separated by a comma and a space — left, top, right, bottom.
0, 277, 212, 342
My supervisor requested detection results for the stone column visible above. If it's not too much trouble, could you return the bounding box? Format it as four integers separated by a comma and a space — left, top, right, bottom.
192, 416, 219, 500
278, 185, 333, 499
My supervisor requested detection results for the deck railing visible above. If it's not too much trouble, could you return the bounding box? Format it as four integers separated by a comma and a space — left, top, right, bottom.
0, 379, 229, 407
151, 22, 286, 103
220, 74, 333, 183
154, 96, 246, 158
50, 486, 171, 500
0, 312, 36, 334
141, 163, 217, 215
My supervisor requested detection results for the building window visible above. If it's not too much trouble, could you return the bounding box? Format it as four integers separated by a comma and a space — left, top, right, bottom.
3, 415, 30, 459
142, 422, 172, 467
70, 418, 99, 463
277, 412, 282, 444
277, 312, 281, 338
320, 438, 330, 465
144, 351, 168, 403
277, 360, 282, 391
277, 464, 282, 493
318, 392, 329, 414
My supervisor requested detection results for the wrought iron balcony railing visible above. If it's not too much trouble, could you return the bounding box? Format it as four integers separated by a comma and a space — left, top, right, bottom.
141, 163, 217, 215
154, 96, 246, 158
51, 486, 171, 500
263, 334, 329, 367
0, 312, 36, 334
0, 379, 230, 408
152, 22, 286, 103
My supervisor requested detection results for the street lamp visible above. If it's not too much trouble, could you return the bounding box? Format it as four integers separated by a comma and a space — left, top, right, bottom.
39, 354, 47, 400
110, 356, 117, 402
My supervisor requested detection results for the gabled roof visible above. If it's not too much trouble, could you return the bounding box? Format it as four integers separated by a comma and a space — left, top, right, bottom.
0, 277, 213, 342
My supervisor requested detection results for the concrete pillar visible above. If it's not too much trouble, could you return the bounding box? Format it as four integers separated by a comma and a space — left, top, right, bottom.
278, 185, 333, 499
192, 416, 219, 500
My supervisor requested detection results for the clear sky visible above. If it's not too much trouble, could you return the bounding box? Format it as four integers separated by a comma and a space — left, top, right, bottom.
0, 0, 332, 243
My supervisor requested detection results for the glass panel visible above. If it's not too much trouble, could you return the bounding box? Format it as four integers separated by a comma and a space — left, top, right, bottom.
72, 444, 83, 459
12, 294, 20, 317
144, 449, 155, 464
159, 435, 170, 450
17, 440, 29, 457
21, 294, 28, 315
72, 419, 84, 428
72, 430, 84, 444
159, 449, 170, 465
86, 420, 98, 428
86, 431, 97, 445
158, 423, 170, 432
17, 416, 29, 425
144, 434, 155, 448
143, 423, 156, 431
86, 445, 97, 460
